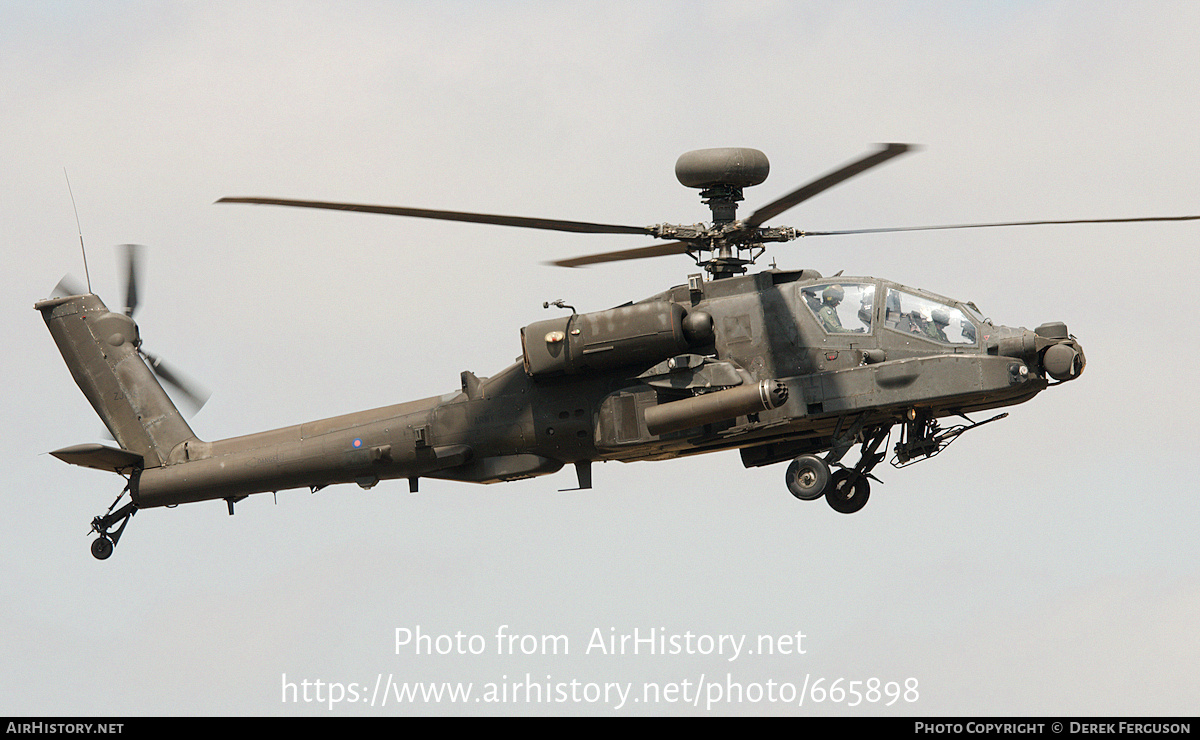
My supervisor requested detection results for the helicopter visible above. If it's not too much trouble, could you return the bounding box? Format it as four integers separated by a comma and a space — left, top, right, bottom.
48, 141, 1185, 561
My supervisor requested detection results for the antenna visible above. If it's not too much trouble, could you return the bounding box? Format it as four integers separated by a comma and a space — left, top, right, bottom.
63, 169, 92, 294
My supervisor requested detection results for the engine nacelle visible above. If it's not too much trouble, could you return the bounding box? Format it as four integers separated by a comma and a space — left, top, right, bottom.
522, 302, 691, 378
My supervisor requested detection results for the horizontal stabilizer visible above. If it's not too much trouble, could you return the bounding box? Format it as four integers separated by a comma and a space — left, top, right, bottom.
50, 443, 144, 473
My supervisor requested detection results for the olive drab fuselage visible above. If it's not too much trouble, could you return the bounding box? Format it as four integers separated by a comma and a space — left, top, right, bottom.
37, 266, 1084, 514
39, 144, 1103, 559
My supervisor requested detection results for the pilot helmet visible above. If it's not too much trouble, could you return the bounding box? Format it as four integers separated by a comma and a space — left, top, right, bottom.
931, 307, 950, 326
822, 284, 844, 304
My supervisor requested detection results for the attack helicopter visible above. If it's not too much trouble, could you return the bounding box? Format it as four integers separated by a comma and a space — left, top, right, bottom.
48, 142, 1182, 560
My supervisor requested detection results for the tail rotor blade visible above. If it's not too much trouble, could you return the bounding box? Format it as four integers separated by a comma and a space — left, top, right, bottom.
120, 244, 144, 317
52, 274, 88, 298
121, 245, 212, 415
141, 350, 211, 413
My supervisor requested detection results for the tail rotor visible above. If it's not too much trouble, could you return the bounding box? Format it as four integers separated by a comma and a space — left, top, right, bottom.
117, 243, 211, 413
49, 244, 211, 415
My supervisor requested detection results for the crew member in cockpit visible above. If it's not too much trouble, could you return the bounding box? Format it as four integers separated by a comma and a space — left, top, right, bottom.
819, 285, 846, 332
924, 308, 951, 342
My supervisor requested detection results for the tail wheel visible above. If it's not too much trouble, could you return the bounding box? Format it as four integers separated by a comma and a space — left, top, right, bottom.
826, 469, 870, 514
90, 537, 114, 560
786, 454, 831, 501
88, 495, 137, 561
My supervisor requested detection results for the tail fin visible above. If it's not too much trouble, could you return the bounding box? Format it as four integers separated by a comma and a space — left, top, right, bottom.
36, 293, 199, 468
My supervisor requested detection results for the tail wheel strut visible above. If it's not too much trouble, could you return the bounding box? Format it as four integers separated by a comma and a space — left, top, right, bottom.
89, 486, 138, 560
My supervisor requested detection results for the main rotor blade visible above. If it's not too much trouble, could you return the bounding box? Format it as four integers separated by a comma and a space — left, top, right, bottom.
121, 243, 144, 317
217, 197, 654, 236
799, 214, 1200, 237
549, 241, 691, 268
745, 143, 915, 228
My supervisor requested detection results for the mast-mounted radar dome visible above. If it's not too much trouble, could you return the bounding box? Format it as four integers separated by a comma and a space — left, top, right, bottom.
675, 148, 770, 226
675, 148, 770, 189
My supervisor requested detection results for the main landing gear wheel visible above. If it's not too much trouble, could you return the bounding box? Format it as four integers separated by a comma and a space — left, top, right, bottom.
786, 454, 830, 501
825, 469, 870, 514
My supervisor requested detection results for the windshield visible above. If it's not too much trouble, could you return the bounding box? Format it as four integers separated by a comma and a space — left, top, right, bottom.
884, 288, 977, 345
961, 301, 987, 323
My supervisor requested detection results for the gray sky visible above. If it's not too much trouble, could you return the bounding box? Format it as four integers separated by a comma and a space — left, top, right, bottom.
3, 0, 1198, 716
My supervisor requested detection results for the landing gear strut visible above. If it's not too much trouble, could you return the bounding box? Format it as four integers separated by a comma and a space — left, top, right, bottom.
89, 485, 137, 560
823, 425, 888, 514
785, 424, 889, 514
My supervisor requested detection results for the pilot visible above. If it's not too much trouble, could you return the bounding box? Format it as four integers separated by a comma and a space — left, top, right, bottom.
924, 307, 951, 342
818, 285, 846, 332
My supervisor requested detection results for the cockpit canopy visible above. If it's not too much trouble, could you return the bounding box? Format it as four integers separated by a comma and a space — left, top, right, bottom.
801, 280, 979, 345
799, 282, 875, 333
882, 287, 977, 345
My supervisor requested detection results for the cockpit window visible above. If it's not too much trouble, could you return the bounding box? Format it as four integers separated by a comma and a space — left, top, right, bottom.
884, 288, 977, 345
800, 282, 875, 334
961, 301, 986, 323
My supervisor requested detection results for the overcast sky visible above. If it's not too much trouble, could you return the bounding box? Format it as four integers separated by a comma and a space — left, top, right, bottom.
3, 0, 1199, 716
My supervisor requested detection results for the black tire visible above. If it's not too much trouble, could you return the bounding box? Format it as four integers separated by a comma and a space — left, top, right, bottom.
90, 537, 114, 560
786, 455, 831, 501
826, 469, 870, 514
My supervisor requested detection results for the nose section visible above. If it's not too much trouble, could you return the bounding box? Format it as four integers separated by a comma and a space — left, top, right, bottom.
1035, 322, 1085, 382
